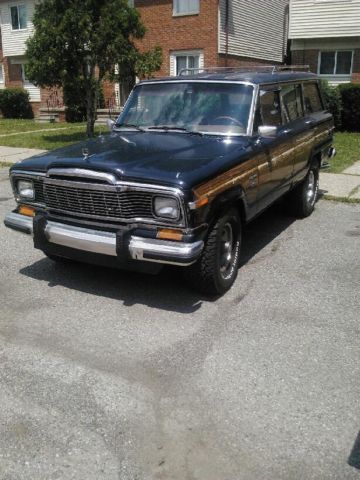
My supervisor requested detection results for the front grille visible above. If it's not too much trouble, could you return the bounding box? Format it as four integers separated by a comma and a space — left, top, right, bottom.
44, 183, 155, 220
33, 179, 45, 204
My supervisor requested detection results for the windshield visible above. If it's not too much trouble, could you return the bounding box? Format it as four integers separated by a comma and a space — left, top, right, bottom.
117, 82, 254, 136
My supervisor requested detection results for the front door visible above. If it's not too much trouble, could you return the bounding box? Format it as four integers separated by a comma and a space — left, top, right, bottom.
254, 85, 293, 212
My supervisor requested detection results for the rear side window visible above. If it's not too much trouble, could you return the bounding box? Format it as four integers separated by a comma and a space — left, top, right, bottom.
303, 82, 323, 114
281, 84, 303, 123
258, 90, 282, 127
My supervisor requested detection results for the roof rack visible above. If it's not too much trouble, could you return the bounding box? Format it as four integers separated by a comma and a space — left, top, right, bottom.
178, 65, 310, 76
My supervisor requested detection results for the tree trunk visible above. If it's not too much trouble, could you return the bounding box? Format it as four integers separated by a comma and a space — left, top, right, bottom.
86, 85, 96, 138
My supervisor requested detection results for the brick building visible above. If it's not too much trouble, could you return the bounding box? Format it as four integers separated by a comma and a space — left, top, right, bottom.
0, 0, 289, 118
289, 0, 360, 85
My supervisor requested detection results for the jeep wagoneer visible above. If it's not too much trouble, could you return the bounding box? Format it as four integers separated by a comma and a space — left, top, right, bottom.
4, 66, 335, 295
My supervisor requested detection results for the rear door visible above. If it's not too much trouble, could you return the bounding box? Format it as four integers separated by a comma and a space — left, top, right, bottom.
300, 81, 334, 172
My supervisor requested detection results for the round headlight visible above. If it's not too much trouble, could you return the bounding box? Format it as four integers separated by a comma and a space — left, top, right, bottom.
17, 180, 35, 200
154, 196, 179, 220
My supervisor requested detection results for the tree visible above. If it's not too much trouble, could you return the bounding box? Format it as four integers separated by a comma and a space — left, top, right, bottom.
26, 0, 162, 137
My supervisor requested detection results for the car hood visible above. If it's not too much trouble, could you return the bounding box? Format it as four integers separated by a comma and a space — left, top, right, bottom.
12, 131, 252, 190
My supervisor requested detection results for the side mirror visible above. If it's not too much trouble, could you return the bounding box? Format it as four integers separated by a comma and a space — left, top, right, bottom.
107, 118, 115, 131
258, 125, 277, 138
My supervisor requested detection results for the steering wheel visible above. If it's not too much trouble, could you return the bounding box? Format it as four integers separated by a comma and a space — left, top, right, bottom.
211, 116, 245, 129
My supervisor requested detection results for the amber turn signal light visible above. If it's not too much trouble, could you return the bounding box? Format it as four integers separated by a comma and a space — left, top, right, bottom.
19, 205, 36, 217
157, 229, 184, 241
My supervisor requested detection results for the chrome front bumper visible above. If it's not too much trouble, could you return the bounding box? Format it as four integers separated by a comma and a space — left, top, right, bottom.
4, 212, 203, 267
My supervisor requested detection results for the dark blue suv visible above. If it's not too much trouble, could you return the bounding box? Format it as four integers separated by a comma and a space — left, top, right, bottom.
4, 66, 335, 295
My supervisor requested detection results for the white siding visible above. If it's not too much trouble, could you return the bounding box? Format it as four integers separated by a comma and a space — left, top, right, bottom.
289, 0, 360, 39
218, 0, 289, 63
0, 0, 36, 57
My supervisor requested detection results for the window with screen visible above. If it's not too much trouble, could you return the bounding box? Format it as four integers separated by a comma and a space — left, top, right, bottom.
303, 83, 323, 114
10, 5, 27, 30
281, 84, 303, 123
319, 51, 353, 76
173, 0, 199, 15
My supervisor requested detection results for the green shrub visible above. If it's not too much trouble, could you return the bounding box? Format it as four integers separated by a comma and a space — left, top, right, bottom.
319, 80, 342, 129
0, 88, 34, 119
338, 83, 360, 132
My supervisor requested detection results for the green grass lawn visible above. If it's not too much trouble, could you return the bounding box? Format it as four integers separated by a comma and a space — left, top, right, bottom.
330, 132, 360, 173
0, 119, 83, 135
0, 119, 105, 150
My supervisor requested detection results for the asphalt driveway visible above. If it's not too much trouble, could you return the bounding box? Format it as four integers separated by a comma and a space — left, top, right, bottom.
0, 167, 359, 480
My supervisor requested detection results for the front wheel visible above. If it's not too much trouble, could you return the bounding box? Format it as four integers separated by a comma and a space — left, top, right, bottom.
286, 165, 319, 218
184, 209, 242, 296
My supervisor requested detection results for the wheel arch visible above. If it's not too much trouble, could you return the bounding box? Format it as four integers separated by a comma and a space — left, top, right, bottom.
205, 186, 248, 231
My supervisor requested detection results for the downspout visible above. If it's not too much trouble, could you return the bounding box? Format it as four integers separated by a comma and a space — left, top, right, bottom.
283, 2, 290, 64
225, 0, 229, 66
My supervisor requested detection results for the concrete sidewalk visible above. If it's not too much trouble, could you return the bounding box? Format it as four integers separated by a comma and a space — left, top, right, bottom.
321, 161, 360, 200
0, 145, 359, 201
0, 146, 47, 164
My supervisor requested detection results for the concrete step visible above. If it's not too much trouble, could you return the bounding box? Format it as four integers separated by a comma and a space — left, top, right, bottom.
36, 114, 60, 123
95, 116, 118, 125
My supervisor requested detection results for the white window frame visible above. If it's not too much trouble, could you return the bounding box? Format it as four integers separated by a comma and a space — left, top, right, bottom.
10, 4, 27, 31
173, 0, 199, 17
20, 63, 29, 82
0, 64, 4, 84
170, 50, 204, 76
318, 50, 354, 77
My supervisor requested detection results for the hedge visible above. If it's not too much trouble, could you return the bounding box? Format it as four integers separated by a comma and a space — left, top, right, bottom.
338, 83, 360, 132
320, 80, 342, 130
0, 88, 34, 119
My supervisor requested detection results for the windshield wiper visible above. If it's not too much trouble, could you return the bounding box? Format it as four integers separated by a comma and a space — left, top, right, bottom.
146, 126, 203, 136
114, 123, 145, 132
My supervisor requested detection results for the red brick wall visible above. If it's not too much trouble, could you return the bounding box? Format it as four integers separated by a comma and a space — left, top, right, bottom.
291, 49, 319, 74
219, 54, 281, 68
135, 0, 219, 76
352, 49, 360, 83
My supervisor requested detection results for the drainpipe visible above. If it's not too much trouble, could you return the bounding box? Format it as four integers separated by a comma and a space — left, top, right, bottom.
225, 0, 229, 66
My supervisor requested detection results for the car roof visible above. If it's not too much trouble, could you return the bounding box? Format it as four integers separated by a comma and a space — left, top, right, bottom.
140, 68, 318, 86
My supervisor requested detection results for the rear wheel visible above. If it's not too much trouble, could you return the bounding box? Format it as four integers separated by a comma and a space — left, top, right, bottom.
286, 164, 319, 218
184, 208, 242, 296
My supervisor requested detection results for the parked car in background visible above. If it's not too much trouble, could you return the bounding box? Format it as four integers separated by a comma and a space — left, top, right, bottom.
4, 66, 335, 295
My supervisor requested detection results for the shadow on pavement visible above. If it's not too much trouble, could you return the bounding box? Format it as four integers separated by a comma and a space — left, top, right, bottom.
19, 204, 296, 313
348, 431, 360, 470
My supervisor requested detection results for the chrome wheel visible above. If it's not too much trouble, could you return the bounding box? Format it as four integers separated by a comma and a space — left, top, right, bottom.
219, 222, 234, 279
306, 170, 317, 206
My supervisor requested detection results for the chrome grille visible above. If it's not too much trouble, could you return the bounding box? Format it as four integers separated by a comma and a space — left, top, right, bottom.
44, 183, 155, 220
33, 179, 45, 204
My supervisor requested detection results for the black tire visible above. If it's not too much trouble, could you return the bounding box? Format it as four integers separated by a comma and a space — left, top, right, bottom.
286, 164, 319, 218
184, 208, 242, 296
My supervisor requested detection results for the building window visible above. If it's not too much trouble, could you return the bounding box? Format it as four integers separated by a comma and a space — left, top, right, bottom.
170, 50, 203, 76
0, 64, 4, 83
10, 4, 27, 30
128, 0, 134, 7
319, 51, 353, 76
173, 0, 199, 16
